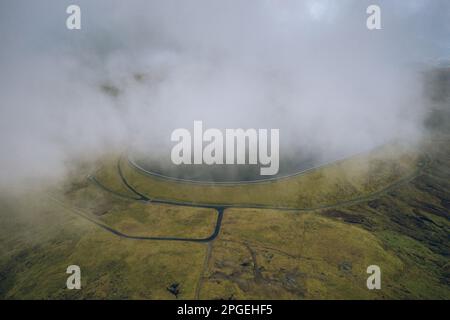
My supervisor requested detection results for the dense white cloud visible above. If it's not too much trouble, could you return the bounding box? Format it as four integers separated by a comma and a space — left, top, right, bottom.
0, 0, 448, 189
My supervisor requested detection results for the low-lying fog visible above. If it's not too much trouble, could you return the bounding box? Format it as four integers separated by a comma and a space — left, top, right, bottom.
0, 0, 449, 190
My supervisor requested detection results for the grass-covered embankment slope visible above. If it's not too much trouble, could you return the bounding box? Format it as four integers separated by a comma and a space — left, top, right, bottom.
122, 143, 421, 208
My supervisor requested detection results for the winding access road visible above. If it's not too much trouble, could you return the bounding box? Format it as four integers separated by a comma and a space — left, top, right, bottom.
49, 151, 431, 244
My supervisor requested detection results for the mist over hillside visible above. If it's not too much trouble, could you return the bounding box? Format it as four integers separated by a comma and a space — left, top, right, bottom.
0, 0, 449, 190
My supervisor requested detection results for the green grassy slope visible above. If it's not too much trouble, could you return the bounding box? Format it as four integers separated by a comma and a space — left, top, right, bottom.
0, 134, 448, 299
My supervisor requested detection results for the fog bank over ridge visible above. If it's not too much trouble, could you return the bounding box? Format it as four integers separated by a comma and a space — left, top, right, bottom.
0, 0, 449, 189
